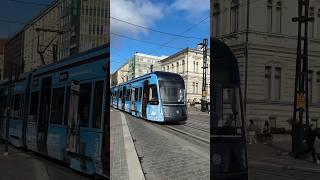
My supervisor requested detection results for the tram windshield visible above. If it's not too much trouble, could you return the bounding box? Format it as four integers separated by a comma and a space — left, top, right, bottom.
213, 87, 243, 129
159, 80, 185, 105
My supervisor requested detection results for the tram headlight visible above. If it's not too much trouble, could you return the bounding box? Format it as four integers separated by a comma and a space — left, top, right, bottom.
212, 153, 222, 165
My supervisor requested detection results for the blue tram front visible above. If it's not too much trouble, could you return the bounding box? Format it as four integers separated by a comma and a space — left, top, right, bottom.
111, 72, 187, 123
210, 39, 248, 179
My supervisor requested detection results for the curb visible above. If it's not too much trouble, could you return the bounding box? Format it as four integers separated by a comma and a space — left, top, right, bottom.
121, 113, 145, 180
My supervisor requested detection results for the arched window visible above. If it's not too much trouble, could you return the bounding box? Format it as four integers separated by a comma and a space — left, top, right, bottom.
274, 67, 281, 101
267, 0, 273, 32
182, 60, 185, 72
317, 71, 320, 103
230, 0, 239, 32
275, 1, 282, 33
176, 62, 179, 73
265, 66, 272, 99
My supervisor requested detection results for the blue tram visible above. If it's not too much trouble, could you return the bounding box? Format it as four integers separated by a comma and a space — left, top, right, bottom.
210, 39, 248, 179
111, 72, 187, 122
0, 45, 110, 178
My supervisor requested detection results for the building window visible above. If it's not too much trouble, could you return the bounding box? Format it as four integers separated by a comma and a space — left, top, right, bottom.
176, 62, 179, 73
167, 66, 169, 71
310, 7, 315, 38
317, 71, 320, 103
308, 71, 313, 103
213, 2, 220, 36
267, 0, 273, 32
193, 61, 196, 72
196, 62, 199, 73
182, 60, 185, 72
265, 66, 272, 99
275, 1, 282, 33
230, 0, 239, 33
193, 82, 195, 93
196, 83, 199, 94
172, 64, 174, 72
89, 24, 92, 34
274, 67, 281, 101
318, 9, 320, 38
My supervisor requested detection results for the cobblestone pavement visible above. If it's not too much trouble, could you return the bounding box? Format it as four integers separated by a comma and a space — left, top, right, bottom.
125, 113, 210, 180
110, 109, 129, 180
248, 143, 320, 179
168, 113, 209, 142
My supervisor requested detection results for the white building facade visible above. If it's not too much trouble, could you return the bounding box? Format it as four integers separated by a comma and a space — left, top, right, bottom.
160, 48, 210, 103
213, 0, 320, 130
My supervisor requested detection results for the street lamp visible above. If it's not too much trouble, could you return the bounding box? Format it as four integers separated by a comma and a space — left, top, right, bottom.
198, 39, 208, 112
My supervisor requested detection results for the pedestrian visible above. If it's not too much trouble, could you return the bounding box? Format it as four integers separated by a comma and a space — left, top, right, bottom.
248, 120, 257, 144
297, 124, 319, 164
263, 120, 273, 144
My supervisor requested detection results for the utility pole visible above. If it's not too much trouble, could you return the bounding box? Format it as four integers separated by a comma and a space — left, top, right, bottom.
199, 38, 208, 112
291, 0, 314, 157
244, 0, 250, 116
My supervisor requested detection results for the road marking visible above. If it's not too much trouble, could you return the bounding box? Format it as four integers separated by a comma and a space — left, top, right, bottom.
31, 159, 49, 180
121, 113, 145, 180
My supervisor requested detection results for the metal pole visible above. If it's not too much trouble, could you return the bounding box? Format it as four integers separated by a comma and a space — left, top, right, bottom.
201, 38, 208, 112
244, 0, 250, 116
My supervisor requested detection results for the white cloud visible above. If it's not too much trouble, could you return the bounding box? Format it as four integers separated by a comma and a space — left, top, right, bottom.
170, 0, 210, 19
110, 0, 165, 37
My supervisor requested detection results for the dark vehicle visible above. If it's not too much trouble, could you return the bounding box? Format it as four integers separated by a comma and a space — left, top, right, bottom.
210, 39, 248, 180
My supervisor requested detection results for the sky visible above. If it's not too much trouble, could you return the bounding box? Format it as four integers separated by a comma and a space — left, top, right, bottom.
0, 0, 54, 38
0, 0, 210, 73
110, 0, 210, 73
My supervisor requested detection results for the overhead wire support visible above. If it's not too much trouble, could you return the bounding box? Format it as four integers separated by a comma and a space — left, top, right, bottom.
291, 0, 314, 157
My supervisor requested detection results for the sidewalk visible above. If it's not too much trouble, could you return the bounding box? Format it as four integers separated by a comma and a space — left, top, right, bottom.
110, 109, 145, 180
248, 134, 320, 173
0, 142, 49, 180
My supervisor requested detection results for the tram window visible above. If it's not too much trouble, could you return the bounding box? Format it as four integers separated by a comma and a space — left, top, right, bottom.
134, 88, 139, 101
50, 87, 65, 124
30, 92, 39, 117
14, 95, 21, 111
139, 87, 142, 101
64, 86, 70, 125
214, 88, 242, 128
92, 81, 103, 128
148, 85, 159, 105
78, 83, 92, 127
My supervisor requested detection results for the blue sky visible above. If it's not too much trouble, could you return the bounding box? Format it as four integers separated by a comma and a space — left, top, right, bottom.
0, 0, 54, 38
110, 0, 210, 73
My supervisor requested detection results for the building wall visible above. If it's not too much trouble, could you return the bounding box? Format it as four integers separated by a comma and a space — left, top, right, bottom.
129, 53, 166, 80
24, 1, 59, 72
58, 0, 109, 59
161, 48, 210, 103
111, 63, 129, 86
4, 32, 24, 79
213, 0, 320, 130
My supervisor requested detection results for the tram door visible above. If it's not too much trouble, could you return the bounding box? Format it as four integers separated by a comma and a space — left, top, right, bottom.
122, 86, 126, 110
131, 88, 136, 114
66, 81, 80, 153
37, 77, 52, 154
142, 81, 149, 118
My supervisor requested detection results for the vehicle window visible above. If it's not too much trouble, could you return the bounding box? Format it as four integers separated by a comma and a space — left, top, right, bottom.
135, 88, 139, 101
149, 85, 159, 104
139, 87, 142, 101
78, 83, 92, 127
64, 86, 70, 125
50, 87, 65, 124
214, 88, 242, 128
92, 81, 103, 128
30, 91, 39, 117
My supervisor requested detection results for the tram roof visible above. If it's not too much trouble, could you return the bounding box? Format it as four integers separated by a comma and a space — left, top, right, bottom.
114, 71, 184, 87
211, 38, 240, 86
32, 44, 109, 77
